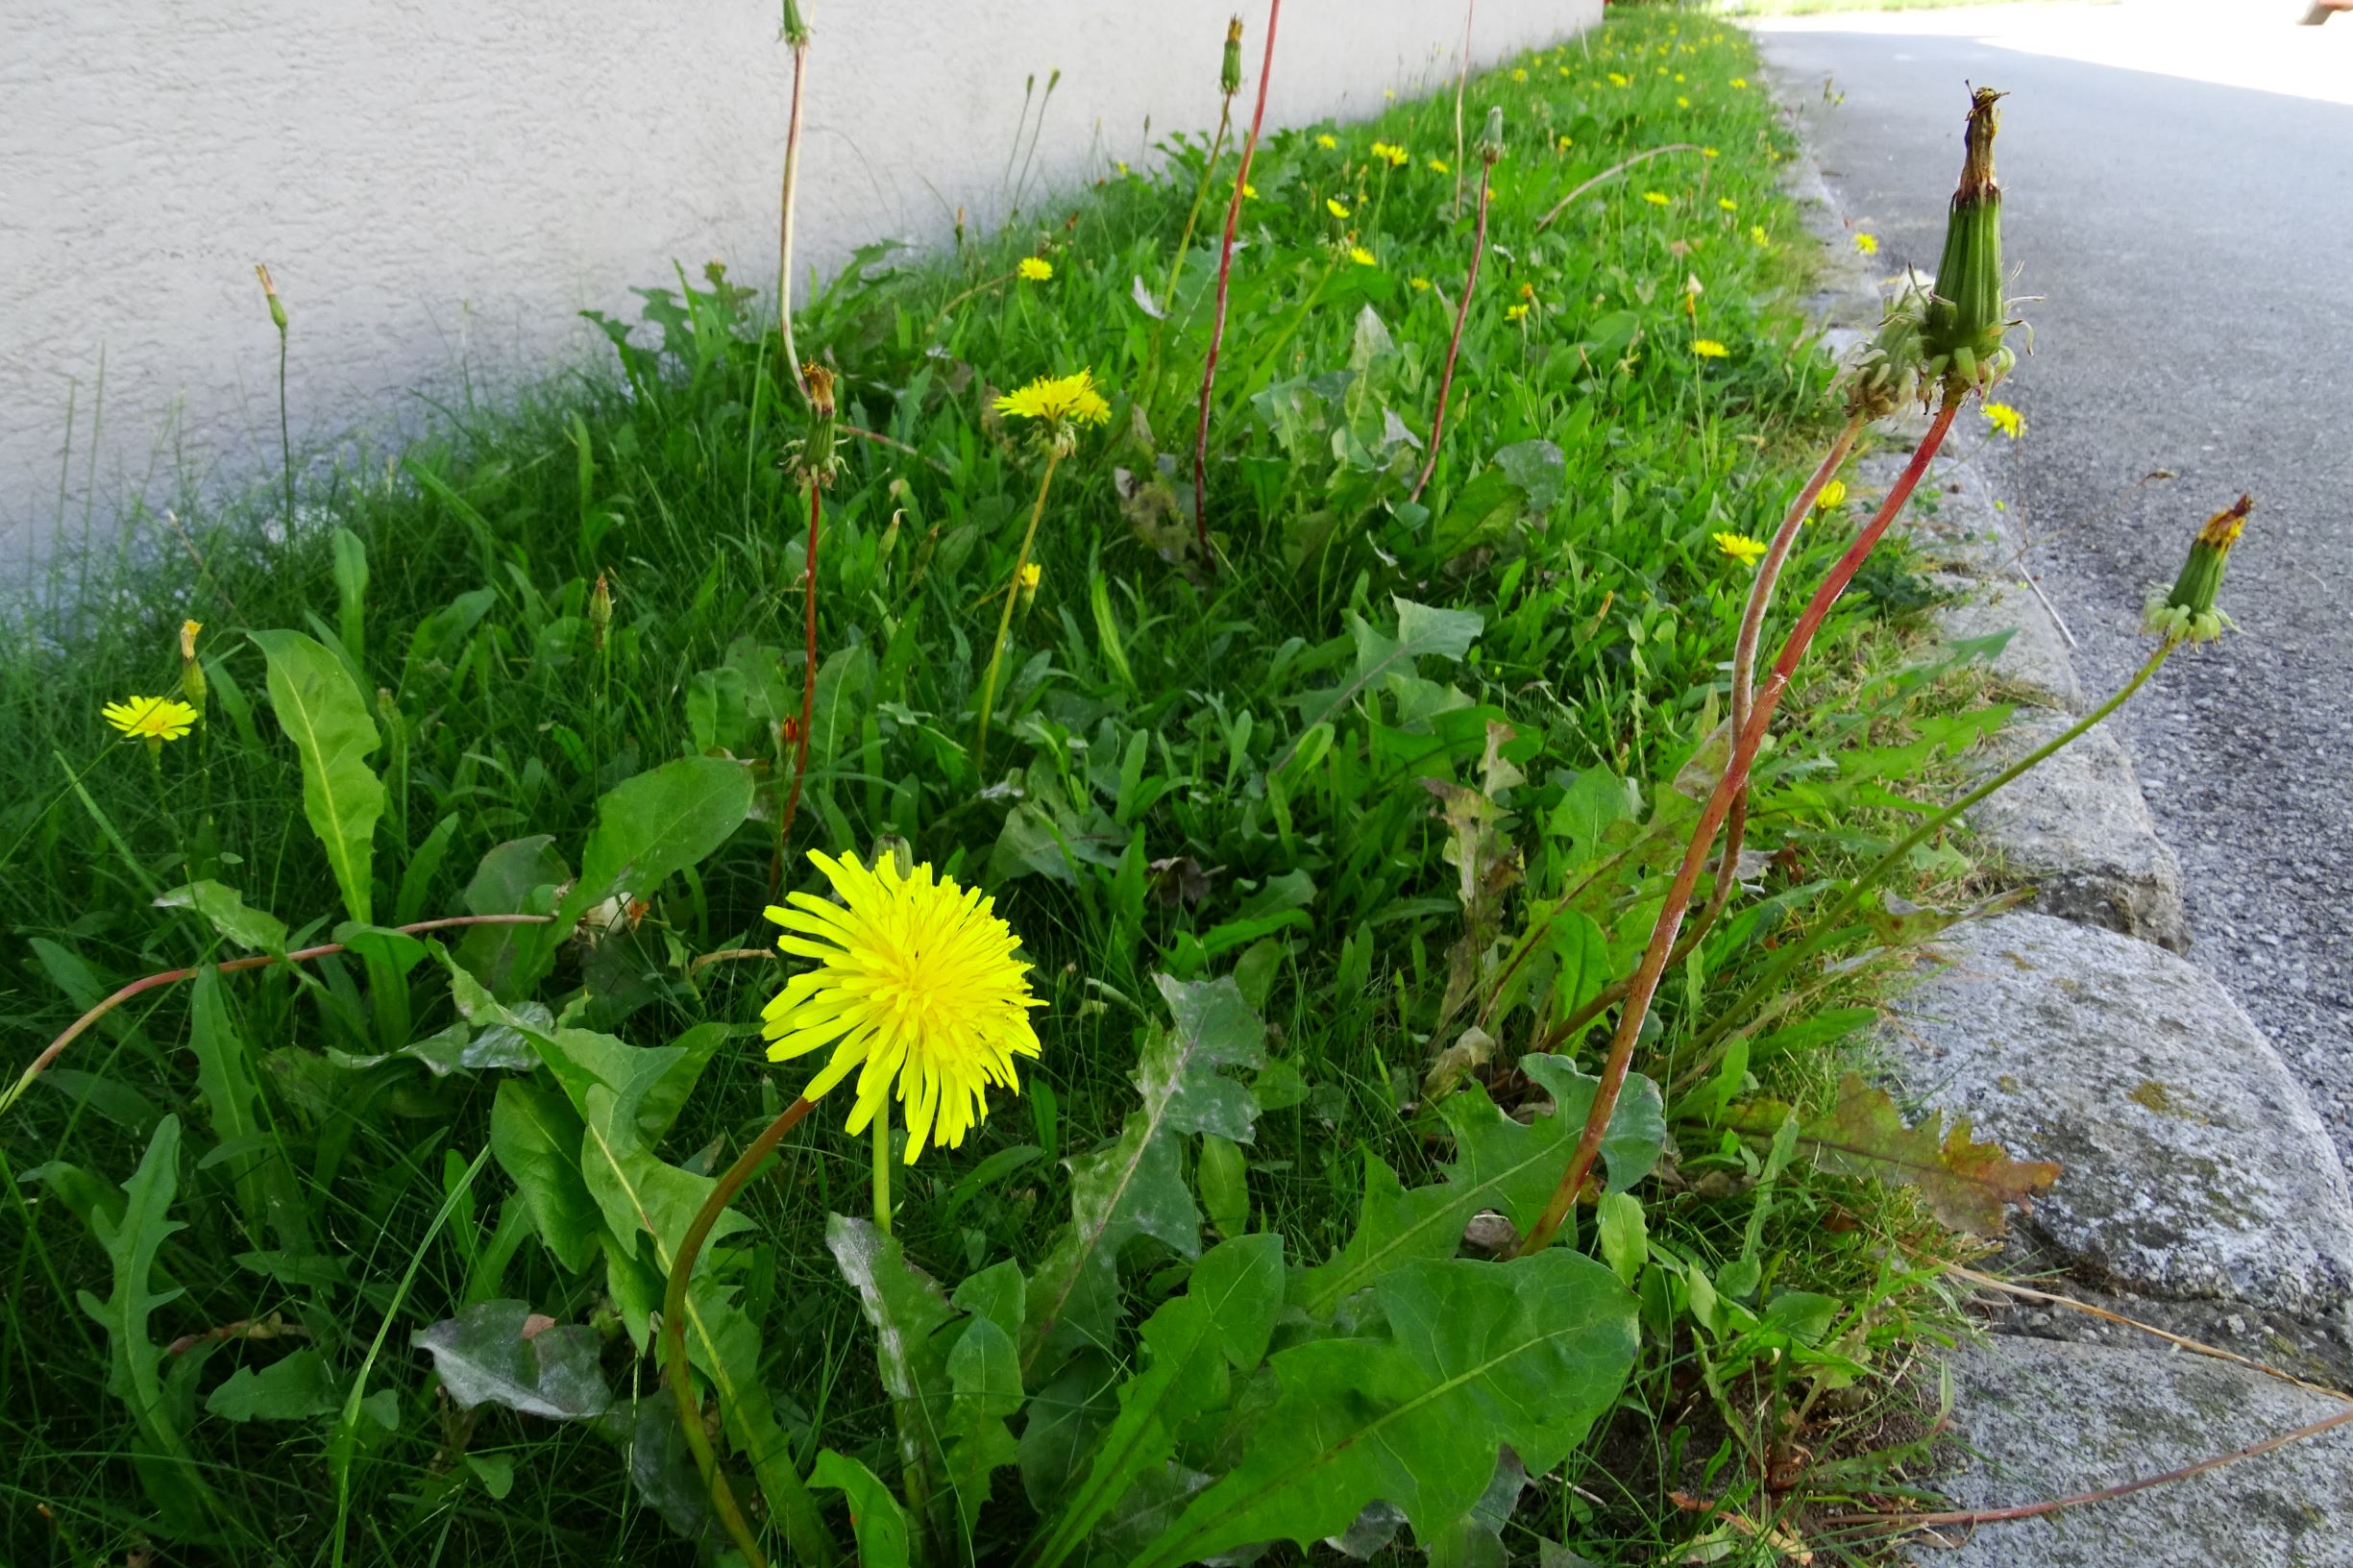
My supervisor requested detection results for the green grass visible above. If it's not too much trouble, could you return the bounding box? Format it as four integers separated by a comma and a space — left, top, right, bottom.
2, 13, 1992, 1566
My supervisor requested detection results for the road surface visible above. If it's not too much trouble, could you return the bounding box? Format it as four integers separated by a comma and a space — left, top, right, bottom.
1752, 3, 2353, 1161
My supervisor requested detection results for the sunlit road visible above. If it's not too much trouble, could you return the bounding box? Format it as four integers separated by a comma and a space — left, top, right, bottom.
1752, 2, 2353, 1159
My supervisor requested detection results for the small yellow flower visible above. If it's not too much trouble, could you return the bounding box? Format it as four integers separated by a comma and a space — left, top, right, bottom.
1348, 245, 1376, 267
103, 695, 199, 745
1409, 276, 1432, 291
1428, 157, 1449, 173
1506, 303, 1530, 322
1677, 96, 1691, 109
179, 620, 203, 661
1852, 233, 1879, 256
1983, 402, 2026, 439
1316, 133, 1338, 150
763, 850, 1044, 1162
1815, 479, 1848, 512
1115, 159, 1130, 176
1326, 197, 1351, 220
1511, 67, 1529, 83
1729, 77, 1749, 88
1642, 191, 1671, 207
993, 369, 1113, 429
1017, 561, 1042, 591
1242, 183, 1259, 200
1701, 147, 1719, 159
1713, 531, 1768, 567
1749, 225, 1771, 248
1017, 257, 1054, 282
1608, 71, 1630, 87
1717, 197, 1737, 211
1370, 141, 1409, 168
1556, 135, 1573, 153
1693, 338, 1730, 359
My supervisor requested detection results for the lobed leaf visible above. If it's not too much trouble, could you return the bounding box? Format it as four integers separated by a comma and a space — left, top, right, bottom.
1802, 1073, 2059, 1237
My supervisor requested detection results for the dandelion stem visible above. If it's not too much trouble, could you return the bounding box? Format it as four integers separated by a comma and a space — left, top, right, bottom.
1408, 156, 1493, 506
6, 914, 553, 1120
1513, 398, 1960, 1258
975, 449, 1063, 771
777, 16, 812, 404
1680, 638, 2175, 1089
1191, 0, 1284, 556
772, 479, 823, 898
1532, 143, 1703, 234
872, 1099, 894, 1236
1452, 0, 1475, 219
660, 1096, 820, 1568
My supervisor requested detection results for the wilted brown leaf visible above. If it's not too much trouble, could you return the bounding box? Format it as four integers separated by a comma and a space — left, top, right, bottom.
1804, 1074, 2060, 1237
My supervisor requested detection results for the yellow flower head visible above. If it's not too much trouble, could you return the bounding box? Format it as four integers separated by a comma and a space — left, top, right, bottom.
1115, 159, 1130, 176
1316, 133, 1338, 150
1718, 197, 1737, 211
1815, 479, 1848, 511
1983, 402, 2026, 439
763, 850, 1044, 1162
1693, 338, 1730, 359
1608, 72, 1631, 87
1642, 190, 1671, 207
1511, 67, 1529, 83
1701, 146, 1719, 159
103, 695, 198, 744
1326, 197, 1351, 220
1241, 183, 1259, 200
1729, 77, 1749, 88
993, 369, 1112, 429
1749, 225, 1771, 248
180, 620, 203, 661
1348, 245, 1376, 267
1556, 135, 1572, 153
1506, 303, 1530, 322
1370, 141, 1409, 168
1677, 96, 1691, 109
1852, 232, 1879, 256
1409, 276, 1432, 291
1017, 561, 1042, 591
1428, 157, 1450, 174
1017, 257, 1054, 282
1713, 531, 1768, 567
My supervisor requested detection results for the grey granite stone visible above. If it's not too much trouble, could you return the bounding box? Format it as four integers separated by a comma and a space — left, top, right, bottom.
1886, 913, 2353, 1313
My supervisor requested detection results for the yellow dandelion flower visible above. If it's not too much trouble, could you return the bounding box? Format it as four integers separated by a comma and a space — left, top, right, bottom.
1815, 479, 1848, 511
1677, 96, 1691, 109
1729, 77, 1749, 88
1713, 531, 1768, 567
1511, 67, 1528, 83
1983, 402, 2026, 439
1326, 197, 1351, 219
1749, 224, 1771, 248
1608, 72, 1630, 87
1017, 256, 1054, 282
1851, 233, 1878, 257
1017, 561, 1042, 591
1506, 303, 1530, 322
1348, 245, 1376, 267
1242, 183, 1259, 199
1718, 197, 1737, 211
1642, 191, 1671, 207
1693, 338, 1730, 359
1115, 159, 1130, 176
1409, 276, 1432, 291
1370, 141, 1409, 168
1556, 135, 1573, 152
1428, 157, 1449, 174
993, 368, 1113, 429
1316, 133, 1337, 150
103, 695, 199, 744
762, 851, 1044, 1163
1701, 146, 1719, 159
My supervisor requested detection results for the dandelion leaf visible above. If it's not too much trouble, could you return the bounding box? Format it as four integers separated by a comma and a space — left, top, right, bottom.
1805, 1073, 2060, 1237
412, 1300, 613, 1421
251, 629, 384, 926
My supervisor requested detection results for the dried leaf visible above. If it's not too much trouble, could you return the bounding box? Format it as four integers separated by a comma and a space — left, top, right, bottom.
1803, 1074, 2060, 1237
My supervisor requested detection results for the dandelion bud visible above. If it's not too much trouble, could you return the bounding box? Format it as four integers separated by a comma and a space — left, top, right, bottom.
1221, 15, 1243, 97
255, 263, 287, 334
1920, 87, 2014, 402
2144, 494, 2251, 646
178, 619, 208, 716
1478, 107, 1506, 165
1017, 560, 1042, 607
797, 360, 840, 485
780, 0, 809, 47
588, 573, 612, 649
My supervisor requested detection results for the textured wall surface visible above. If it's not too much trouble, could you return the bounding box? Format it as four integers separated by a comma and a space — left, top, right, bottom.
0, 0, 1601, 564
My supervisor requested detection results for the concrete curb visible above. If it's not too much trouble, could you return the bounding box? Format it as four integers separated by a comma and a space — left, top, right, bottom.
1767, 72, 2353, 1565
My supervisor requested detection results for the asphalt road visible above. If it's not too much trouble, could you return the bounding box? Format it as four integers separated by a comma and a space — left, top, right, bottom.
1752, 4, 2353, 1163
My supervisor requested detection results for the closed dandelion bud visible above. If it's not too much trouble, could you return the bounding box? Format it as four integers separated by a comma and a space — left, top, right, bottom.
1921, 87, 2012, 402
797, 360, 840, 484
1478, 107, 1506, 165
781, 0, 809, 47
588, 572, 612, 649
178, 619, 208, 715
255, 263, 287, 334
1222, 16, 1243, 97
2144, 494, 2250, 645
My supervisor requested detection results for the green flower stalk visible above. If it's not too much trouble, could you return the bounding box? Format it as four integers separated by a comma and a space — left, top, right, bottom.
256, 263, 294, 532
1920, 86, 2015, 402
2145, 493, 2251, 645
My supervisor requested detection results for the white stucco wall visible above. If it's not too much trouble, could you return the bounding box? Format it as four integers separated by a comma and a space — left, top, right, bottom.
0, 1, 1603, 567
